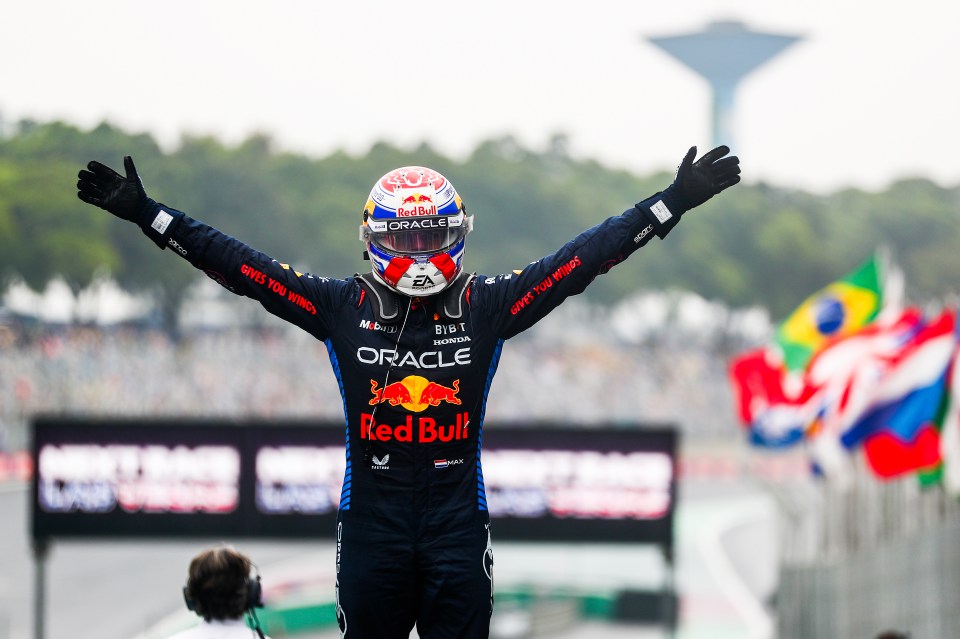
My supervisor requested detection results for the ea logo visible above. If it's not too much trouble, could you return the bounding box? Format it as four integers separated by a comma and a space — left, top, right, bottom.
413, 275, 435, 288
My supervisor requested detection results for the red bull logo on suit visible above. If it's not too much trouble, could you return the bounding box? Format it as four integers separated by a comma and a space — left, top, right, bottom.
362, 375, 468, 443
368, 376, 461, 412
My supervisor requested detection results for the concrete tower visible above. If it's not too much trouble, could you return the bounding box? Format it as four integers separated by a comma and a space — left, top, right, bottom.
647, 20, 801, 147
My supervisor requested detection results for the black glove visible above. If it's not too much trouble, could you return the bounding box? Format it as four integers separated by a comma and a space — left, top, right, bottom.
77, 156, 150, 222
671, 145, 741, 209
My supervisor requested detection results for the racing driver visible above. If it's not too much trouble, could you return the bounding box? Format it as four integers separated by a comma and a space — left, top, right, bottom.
76, 145, 740, 638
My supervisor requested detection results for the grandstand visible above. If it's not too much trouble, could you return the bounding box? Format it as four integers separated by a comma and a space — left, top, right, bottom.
0, 281, 765, 453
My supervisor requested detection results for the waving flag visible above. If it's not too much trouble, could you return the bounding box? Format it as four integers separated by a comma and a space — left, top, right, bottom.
775, 255, 884, 373
802, 308, 924, 482
805, 308, 923, 432
728, 308, 920, 453
841, 310, 957, 479
936, 349, 960, 495
729, 347, 820, 448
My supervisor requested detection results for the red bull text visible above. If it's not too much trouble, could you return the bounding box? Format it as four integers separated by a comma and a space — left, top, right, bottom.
397, 193, 438, 217
359, 412, 470, 443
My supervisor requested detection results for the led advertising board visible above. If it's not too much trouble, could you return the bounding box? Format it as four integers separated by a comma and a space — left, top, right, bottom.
482, 425, 676, 544
32, 418, 676, 545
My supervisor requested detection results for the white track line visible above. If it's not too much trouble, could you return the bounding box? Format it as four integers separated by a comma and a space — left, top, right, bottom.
694, 500, 774, 639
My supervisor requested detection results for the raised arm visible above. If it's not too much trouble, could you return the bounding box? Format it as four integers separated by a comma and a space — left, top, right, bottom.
474, 145, 741, 339
77, 156, 351, 338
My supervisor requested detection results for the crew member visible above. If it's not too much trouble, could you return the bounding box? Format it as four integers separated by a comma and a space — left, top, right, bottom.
174, 545, 268, 639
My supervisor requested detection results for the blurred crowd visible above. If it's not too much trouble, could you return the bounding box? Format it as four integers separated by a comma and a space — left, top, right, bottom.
0, 298, 751, 452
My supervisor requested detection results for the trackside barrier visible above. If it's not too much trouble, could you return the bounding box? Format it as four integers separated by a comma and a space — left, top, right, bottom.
773, 458, 960, 639
777, 523, 960, 638
0, 451, 31, 482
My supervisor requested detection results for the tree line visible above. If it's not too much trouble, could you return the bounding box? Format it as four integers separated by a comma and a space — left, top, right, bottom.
1, 119, 958, 321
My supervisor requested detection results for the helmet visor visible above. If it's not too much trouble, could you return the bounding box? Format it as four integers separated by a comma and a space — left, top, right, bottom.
372, 226, 464, 256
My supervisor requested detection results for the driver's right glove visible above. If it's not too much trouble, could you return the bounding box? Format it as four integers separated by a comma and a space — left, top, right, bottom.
77, 155, 177, 248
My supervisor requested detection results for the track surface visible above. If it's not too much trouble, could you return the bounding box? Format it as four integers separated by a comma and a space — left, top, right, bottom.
0, 478, 777, 639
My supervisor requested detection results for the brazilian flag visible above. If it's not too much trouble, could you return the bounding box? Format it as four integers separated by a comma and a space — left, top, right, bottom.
775, 255, 884, 373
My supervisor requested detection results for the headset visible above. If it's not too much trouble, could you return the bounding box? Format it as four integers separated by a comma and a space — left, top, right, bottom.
183, 569, 265, 639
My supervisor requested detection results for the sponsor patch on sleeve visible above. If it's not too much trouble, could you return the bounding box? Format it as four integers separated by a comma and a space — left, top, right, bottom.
150, 210, 174, 234
650, 200, 673, 224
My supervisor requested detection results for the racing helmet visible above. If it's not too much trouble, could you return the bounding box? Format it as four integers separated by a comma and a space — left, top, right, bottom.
360, 166, 472, 297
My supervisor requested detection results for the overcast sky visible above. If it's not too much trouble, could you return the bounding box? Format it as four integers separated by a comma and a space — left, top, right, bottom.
2, 0, 958, 193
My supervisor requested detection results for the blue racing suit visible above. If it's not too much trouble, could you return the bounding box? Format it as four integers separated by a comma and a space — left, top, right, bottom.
134, 187, 688, 638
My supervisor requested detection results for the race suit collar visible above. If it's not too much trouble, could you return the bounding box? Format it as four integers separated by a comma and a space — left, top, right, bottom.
356, 272, 473, 324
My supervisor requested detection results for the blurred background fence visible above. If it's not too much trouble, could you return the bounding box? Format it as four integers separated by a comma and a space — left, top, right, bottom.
773, 462, 960, 638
